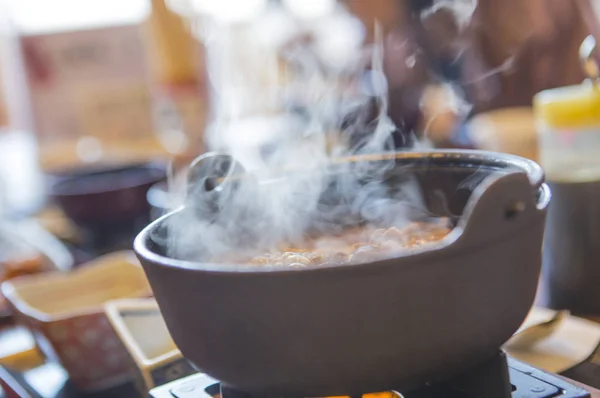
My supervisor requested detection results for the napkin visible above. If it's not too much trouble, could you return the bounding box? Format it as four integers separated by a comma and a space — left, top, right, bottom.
504, 307, 600, 373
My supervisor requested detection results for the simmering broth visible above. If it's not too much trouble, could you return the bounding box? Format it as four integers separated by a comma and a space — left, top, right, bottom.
215, 218, 451, 267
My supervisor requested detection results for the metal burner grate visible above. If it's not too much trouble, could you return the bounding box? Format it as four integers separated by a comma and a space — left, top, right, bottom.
150, 352, 590, 398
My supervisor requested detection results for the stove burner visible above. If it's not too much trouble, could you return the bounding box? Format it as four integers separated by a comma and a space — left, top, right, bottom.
150, 352, 590, 398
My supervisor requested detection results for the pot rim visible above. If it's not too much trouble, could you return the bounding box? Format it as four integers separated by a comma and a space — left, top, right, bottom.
134, 149, 545, 273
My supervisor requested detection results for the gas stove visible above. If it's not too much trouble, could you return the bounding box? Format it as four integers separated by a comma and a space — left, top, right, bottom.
149, 352, 590, 398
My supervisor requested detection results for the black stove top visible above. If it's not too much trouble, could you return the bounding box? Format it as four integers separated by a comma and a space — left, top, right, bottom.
149, 352, 590, 398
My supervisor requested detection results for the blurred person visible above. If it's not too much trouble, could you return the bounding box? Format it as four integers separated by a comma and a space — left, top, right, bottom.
347, 0, 600, 148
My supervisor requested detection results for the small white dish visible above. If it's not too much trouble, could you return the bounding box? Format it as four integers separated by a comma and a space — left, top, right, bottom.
104, 298, 196, 394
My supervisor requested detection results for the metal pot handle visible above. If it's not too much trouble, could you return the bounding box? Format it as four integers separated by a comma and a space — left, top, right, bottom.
580, 35, 599, 82
185, 152, 245, 219
451, 171, 546, 248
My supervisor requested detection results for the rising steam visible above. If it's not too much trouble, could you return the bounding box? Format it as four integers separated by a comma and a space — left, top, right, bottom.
164, 1, 480, 264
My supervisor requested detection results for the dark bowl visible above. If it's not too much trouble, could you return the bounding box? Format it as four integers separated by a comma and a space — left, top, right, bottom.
134, 150, 549, 397
51, 162, 166, 226
51, 162, 166, 254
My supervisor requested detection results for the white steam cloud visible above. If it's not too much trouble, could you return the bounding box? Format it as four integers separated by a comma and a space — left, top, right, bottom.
162, 1, 482, 263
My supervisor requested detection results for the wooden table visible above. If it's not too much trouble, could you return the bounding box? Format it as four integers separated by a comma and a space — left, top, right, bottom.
564, 376, 600, 398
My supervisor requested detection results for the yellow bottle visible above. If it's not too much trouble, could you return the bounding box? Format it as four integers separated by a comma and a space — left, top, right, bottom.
533, 81, 600, 182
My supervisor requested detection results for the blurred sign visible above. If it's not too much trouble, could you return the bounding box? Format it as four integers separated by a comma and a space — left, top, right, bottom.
76, 81, 152, 141
21, 24, 159, 169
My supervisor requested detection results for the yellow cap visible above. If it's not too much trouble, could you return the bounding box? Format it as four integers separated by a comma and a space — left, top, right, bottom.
533, 82, 600, 129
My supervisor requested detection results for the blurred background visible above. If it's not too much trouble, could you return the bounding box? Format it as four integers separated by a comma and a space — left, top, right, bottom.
0, 0, 597, 216
0, 0, 599, 396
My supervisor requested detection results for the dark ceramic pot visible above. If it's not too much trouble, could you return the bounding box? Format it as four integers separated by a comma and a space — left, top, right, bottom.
134, 150, 549, 397
51, 162, 166, 254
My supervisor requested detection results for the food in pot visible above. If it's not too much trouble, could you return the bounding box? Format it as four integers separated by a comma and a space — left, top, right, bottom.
217, 218, 451, 267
